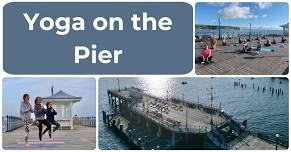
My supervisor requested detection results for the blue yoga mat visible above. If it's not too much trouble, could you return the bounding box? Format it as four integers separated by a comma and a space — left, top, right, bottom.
251, 46, 273, 52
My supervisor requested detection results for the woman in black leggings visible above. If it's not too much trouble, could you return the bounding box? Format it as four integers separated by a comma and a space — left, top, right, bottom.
34, 97, 51, 141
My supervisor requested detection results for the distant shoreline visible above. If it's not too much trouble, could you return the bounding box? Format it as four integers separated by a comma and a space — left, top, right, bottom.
196, 24, 240, 30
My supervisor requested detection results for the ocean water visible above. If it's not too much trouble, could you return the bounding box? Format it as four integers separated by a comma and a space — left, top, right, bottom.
98, 77, 288, 149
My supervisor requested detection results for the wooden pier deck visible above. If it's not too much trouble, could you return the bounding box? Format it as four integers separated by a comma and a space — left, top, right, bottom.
2, 125, 96, 150
105, 88, 288, 150
110, 90, 227, 132
195, 37, 289, 75
231, 135, 286, 150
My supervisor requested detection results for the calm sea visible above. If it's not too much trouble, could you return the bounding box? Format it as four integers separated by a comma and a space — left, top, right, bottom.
98, 77, 288, 149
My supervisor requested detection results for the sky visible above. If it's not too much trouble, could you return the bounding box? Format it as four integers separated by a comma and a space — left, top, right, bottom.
195, 2, 288, 29
2, 77, 96, 117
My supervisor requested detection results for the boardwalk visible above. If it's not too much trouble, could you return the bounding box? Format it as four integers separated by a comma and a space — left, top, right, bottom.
231, 135, 286, 150
111, 90, 227, 132
195, 37, 289, 75
2, 125, 96, 150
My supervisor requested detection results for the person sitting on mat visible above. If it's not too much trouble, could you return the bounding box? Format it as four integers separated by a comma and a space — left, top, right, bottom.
201, 44, 212, 64
257, 38, 262, 51
238, 36, 243, 44
210, 37, 217, 49
255, 35, 259, 40
34, 97, 51, 141
264, 38, 271, 46
222, 36, 228, 46
272, 36, 277, 44
45, 101, 61, 139
281, 36, 287, 43
242, 39, 252, 53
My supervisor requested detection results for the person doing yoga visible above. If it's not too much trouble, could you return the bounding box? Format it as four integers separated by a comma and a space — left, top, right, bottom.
34, 97, 51, 141
242, 39, 251, 53
46, 101, 61, 139
264, 38, 271, 46
201, 44, 212, 64
20, 94, 34, 147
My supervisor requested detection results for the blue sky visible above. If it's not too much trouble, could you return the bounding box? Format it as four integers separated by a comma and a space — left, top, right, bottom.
2, 77, 96, 117
195, 2, 288, 29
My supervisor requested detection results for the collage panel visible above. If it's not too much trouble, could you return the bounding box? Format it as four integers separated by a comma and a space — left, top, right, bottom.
2, 77, 96, 150
98, 77, 288, 150
0, 1, 290, 152
195, 2, 289, 75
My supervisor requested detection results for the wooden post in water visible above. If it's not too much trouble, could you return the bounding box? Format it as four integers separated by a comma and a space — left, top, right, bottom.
102, 111, 107, 123
107, 115, 110, 127
171, 131, 176, 147
108, 92, 111, 104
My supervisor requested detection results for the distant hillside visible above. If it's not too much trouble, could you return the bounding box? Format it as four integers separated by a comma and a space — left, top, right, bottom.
196, 24, 240, 30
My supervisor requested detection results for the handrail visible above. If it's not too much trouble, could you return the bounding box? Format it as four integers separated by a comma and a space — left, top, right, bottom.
2, 115, 24, 132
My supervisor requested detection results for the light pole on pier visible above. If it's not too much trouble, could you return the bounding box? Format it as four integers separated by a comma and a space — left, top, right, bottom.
181, 81, 188, 129
146, 99, 149, 118
182, 93, 185, 105
181, 81, 187, 105
275, 134, 280, 150
117, 78, 121, 92
166, 83, 170, 101
218, 17, 222, 40
161, 107, 163, 122
210, 86, 214, 128
249, 23, 252, 40
186, 108, 189, 129
210, 87, 213, 108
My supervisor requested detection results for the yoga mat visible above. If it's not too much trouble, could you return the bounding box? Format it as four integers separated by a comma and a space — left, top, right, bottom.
17, 141, 65, 144
18, 138, 72, 142
3, 143, 58, 148
251, 46, 273, 52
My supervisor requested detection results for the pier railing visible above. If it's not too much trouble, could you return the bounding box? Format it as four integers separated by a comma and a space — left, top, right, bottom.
143, 93, 245, 128
250, 129, 288, 148
79, 116, 96, 128
109, 88, 245, 133
195, 31, 288, 37
110, 88, 223, 113
2, 115, 24, 132
131, 106, 208, 134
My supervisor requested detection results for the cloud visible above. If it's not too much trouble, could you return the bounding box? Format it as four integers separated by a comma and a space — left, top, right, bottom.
257, 2, 272, 9
262, 14, 267, 18
218, 3, 256, 19
207, 2, 228, 6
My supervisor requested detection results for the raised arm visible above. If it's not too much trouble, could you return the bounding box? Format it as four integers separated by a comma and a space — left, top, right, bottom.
53, 109, 57, 115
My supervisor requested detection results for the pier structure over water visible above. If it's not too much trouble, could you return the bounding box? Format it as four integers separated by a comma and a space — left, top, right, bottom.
102, 87, 288, 150
103, 87, 288, 150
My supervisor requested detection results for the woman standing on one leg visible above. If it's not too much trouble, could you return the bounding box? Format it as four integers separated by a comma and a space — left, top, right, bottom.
34, 97, 51, 141
46, 101, 61, 139
20, 94, 34, 147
